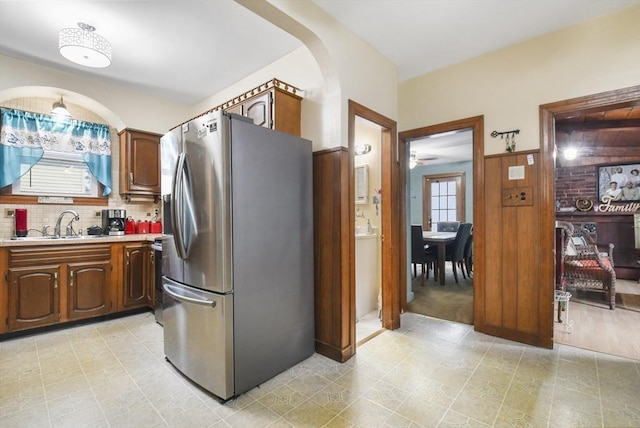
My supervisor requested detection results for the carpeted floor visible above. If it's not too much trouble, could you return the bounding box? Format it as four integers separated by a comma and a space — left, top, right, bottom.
406, 264, 474, 324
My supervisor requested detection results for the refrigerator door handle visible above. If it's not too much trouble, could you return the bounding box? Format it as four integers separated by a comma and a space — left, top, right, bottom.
163, 283, 217, 308
172, 153, 188, 259
181, 154, 197, 257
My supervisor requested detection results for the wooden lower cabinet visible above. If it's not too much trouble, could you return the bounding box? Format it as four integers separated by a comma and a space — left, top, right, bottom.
7, 265, 61, 331
1, 241, 154, 335
68, 260, 112, 321
122, 243, 154, 310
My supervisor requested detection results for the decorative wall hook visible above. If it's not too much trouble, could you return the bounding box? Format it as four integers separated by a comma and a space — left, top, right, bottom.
491, 129, 520, 153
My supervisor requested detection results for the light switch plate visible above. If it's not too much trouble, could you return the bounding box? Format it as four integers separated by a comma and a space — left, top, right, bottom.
502, 186, 534, 206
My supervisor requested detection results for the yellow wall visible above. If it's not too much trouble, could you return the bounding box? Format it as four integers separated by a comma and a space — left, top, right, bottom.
398, 5, 640, 155
354, 120, 382, 231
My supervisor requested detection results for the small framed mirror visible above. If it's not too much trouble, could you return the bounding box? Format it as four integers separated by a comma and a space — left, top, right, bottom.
355, 164, 368, 204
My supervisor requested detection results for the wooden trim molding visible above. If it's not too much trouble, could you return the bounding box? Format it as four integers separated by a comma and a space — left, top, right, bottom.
348, 100, 400, 332
399, 115, 483, 319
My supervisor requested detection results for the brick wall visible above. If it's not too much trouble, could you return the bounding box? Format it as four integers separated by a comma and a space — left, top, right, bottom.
555, 165, 597, 209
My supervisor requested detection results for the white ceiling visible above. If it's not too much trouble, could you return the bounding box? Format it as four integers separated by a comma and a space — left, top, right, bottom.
1, 0, 637, 163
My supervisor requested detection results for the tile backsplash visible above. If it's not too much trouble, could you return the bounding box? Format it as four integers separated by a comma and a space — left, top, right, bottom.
0, 97, 160, 239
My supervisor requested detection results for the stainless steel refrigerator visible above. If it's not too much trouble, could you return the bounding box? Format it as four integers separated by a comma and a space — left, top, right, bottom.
160, 110, 314, 400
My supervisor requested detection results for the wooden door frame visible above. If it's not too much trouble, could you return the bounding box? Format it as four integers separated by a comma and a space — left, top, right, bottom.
348, 100, 400, 333
540, 85, 640, 347
399, 116, 483, 314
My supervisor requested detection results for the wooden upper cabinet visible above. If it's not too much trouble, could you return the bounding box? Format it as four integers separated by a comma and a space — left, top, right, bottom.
244, 91, 270, 128
119, 129, 161, 201
223, 80, 302, 137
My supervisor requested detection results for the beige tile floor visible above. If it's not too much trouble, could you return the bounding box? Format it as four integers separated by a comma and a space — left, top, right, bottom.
1, 311, 639, 428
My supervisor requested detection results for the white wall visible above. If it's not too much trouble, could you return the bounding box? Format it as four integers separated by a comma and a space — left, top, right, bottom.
0, 55, 190, 134
251, 0, 398, 147
399, 5, 640, 155
190, 46, 327, 151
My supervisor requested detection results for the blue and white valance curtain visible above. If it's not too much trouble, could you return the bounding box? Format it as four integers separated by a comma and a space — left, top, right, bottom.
0, 107, 112, 195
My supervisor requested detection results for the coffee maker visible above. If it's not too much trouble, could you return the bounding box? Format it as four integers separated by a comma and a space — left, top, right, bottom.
102, 209, 126, 235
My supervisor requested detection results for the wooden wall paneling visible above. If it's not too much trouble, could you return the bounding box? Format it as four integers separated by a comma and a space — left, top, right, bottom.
479, 150, 551, 347
514, 152, 541, 334
312, 147, 355, 362
483, 156, 504, 327
501, 155, 519, 330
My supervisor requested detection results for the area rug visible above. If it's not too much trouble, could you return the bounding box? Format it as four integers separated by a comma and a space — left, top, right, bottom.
406, 268, 474, 324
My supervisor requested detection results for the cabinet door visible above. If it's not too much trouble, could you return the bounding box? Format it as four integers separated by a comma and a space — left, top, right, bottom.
120, 130, 161, 196
123, 244, 148, 308
68, 261, 112, 320
146, 247, 155, 307
7, 265, 60, 331
244, 91, 272, 129
226, 103, 243, 116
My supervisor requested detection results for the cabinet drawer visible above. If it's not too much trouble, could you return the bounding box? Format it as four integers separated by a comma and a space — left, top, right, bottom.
9, 244, 111, 266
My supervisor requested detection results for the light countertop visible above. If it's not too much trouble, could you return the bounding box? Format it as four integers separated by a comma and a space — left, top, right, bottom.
0, 234, 162, 248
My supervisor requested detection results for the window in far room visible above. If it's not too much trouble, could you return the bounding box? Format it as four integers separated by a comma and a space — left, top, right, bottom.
422, 172, 465, 231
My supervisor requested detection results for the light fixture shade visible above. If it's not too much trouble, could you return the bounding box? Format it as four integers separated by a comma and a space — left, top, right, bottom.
355, 144, 372, 156
59, 23, 111, 68
51, 97, 71, 117
563, 147, 578, 160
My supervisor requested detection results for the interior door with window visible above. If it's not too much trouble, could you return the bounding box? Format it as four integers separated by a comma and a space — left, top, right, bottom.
422, 173, 465, 231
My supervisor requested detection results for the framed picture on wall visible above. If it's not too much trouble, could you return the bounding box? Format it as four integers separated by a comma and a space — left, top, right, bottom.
597, 162, 640, 203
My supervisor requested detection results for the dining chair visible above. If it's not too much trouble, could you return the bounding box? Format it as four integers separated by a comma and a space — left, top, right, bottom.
428, 222, 472, 283
436, 221, 460, 232
411, 225, 432, 285
462, 233, 473, 278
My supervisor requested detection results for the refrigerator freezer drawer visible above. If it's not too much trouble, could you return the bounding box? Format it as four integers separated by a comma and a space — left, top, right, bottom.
163, 277, 234, 399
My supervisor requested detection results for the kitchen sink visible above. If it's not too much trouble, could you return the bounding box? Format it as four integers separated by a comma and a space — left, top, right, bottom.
10, 235, 107, 241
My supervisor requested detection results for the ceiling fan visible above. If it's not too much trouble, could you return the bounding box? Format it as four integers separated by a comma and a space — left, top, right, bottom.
410, 151, 438, 169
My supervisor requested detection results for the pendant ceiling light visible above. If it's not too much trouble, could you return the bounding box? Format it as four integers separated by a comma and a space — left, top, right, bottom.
51, 96, 71, 117
59, 22, 111, 68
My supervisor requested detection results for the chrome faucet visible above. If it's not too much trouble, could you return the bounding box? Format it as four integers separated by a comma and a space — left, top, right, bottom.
53, 210, 80, 238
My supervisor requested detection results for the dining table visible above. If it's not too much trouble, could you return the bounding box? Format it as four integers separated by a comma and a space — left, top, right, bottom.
422, 231, 457, 285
